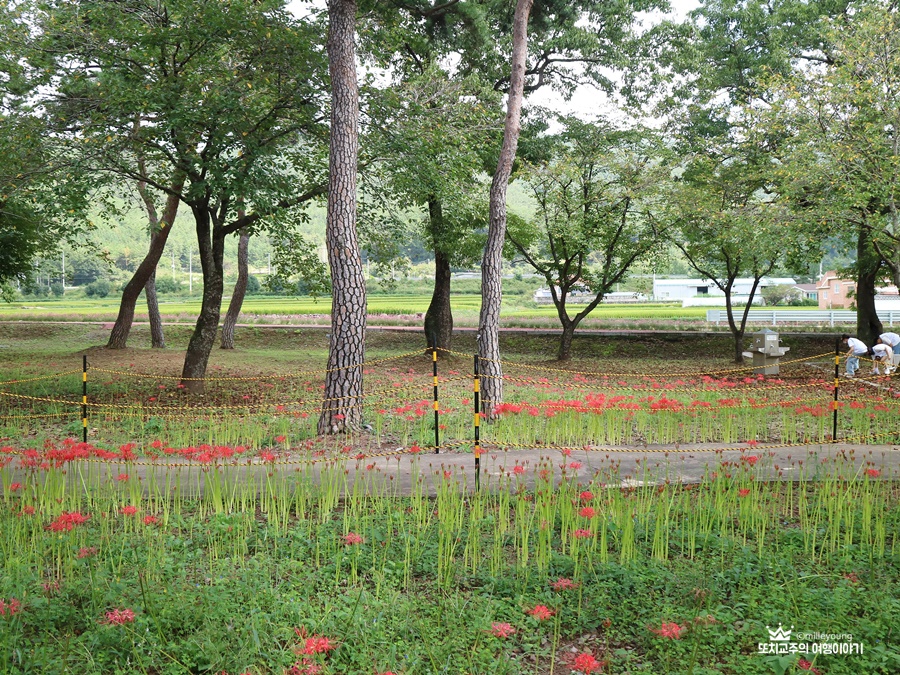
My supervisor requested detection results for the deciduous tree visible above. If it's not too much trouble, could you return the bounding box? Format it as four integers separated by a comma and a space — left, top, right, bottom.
508, 119, 666, 360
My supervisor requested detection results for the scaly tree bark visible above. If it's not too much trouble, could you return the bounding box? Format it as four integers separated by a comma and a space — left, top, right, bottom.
318, 0, 366, 434
477, 0, 533, 418
107, 174, 182, 350
221, 217, 249, 350
424, 197, 453, 352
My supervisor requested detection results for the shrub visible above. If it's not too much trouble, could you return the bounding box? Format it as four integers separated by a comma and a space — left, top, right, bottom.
154, 276, 181, 294
84, 279, 111, 298
50, 282, 65, 297
246, 275, 260, 294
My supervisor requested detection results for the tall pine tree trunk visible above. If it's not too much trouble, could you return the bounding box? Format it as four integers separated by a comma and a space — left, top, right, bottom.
221, 225, 249, 350
424, 197, 453, 353
180, 206, 225, 394
318, 0, 366, 434
107, 188, 181, 349
477, 0, 533, 419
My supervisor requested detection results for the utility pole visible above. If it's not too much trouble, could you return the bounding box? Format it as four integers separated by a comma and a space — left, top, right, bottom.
61, 251, 65, 292
267, 252, 271, 274
189, 249, 192, 294
172, 250, 176, 281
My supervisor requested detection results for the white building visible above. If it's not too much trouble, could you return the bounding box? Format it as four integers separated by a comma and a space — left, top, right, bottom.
653, 277, 796, 306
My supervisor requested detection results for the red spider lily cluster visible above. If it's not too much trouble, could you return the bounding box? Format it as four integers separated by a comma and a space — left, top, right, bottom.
46, 511, 90, 532
102, 608, 135, 625
0, 598, 22, 617
490, 622, 516, 638
798, 659, 823, 674
289, 629, 338, 675
526, 605, 554, 621
552, 578, 579, 591
342, 532, 363, 546
571, 651, 604, 674
651, 621, 686, 639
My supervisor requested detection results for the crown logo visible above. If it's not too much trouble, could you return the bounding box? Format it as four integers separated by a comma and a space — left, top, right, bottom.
767, 624, 793, 642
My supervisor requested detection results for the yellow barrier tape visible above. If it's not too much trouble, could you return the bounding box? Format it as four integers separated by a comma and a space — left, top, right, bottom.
0, 370, 81, 386
438, 349, 831, 378
475, 429, 900, 455
486, 374, 829, 393
87, 349, 429, 382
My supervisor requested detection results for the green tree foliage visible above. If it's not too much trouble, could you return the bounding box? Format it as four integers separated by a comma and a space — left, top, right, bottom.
508, 118, 667, 360
758, 4, 900, 341
663, 145, 799, 363
25, 0, 329, 389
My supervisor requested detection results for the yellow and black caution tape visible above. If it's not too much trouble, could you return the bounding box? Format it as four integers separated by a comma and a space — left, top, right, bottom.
438, 348, 831, 379
87, 349, 428, 382
0, 370, 81, 386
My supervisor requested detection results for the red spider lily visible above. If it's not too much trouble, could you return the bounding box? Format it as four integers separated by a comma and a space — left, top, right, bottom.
797, 659, 822, 674
866, 468, 881, 478
552, 578, 579, 591
573, 529, 592, 539
120, 506, 139, 516
742, 454, 759, 464
259, 451, 277, 463
738, 489, 751, 497
526, 605, 554, 621
580, 490, 594, 502
409, 444, 422, 454
8, 482, 21, 492
490, 622, 515, 638
20, 506, 35, 516
77, 547, 98, 558
102, 608, 136, 625
0, 598, 22, 617
571, 652, 603, 674
46, 511, 90, 532
568, 462, 582, 470
295, 632, 338, 655
651, 621, 686, 639
513, 465, 526, 475
343, 532, 363, 546
275, 435, 286, 443
288, 658, 323, 674
116, 473, 130, 482
143, 515, 159, 526
579, 506, 597, 519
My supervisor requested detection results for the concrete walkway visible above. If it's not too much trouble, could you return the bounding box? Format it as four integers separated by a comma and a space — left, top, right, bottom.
21, 443, 898, 496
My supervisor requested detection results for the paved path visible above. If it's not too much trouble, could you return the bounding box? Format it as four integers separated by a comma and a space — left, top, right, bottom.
18, 443, 897, 496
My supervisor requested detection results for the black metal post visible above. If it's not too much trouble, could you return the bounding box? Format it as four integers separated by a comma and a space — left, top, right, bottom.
432, 348, 440, 453
82, 354, 88, 443
833, 338, 839, 443
474, 353, 481, 491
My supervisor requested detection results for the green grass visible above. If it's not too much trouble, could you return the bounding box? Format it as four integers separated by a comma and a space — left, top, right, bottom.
0, 294, 726, 324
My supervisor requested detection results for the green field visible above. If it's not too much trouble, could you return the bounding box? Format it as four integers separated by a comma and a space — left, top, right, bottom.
0, 294, 728, 324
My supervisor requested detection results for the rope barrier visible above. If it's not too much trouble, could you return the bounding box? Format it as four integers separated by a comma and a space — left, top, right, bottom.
486, 374, 829, 393
87, 349, 429, 382
0, 370, 81, 386
438, 348, 831, 378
